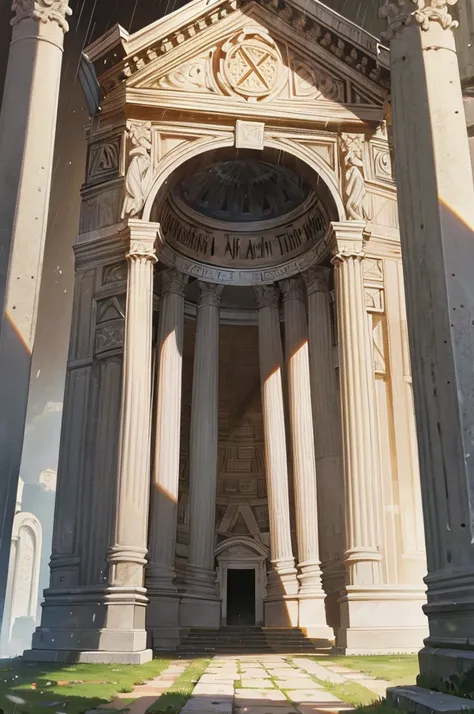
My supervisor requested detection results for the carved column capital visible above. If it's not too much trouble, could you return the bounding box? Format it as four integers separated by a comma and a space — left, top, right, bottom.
326, 221, 369, 265
303, 267, 331, 295
161, 269, 189, 298
380, 0, 458, 40
280, 276, 306, 304
122, 219, 163, 264
253, 284, 280, 310
11, 0, 72, 32
197, 281, 224, 308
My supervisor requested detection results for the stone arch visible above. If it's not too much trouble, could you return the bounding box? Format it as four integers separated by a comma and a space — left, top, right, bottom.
142, 133, 345, 224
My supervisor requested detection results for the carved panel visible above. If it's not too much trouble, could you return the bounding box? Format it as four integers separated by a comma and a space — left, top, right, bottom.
103, 261, 127, 285
363, 258, 384, 283
365, 286, 385, 314
95, 323, 125, 355
87, 136, 122, 185
235, 120, 265, 150
96, 296, 126, 324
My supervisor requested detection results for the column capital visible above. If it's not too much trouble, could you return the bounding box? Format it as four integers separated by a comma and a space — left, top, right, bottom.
11, 0, 72, 32
380, 0, 458, 40
326, 221, 369, 264
121, 220, 163, 263
161, 269, 189, 298
280, 276, 305, 304
253, 284, 280, 309
197, 281, 224, 308
303, 267, 331, 295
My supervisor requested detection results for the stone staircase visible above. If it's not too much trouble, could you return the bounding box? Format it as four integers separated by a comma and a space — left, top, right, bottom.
177, 626, 333, 655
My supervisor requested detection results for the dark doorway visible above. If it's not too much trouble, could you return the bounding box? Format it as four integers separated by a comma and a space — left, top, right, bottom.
227, 569, 256, 626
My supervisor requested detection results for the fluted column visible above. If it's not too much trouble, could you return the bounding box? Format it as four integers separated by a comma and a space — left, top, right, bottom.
147, 269, 188, 648
0, 0, 71, 627
108, 223, 158, 589
281, 276, 332, 638
181, 282, 223, 627
148, 269, 189, 590
254, 285, 298, 625
329, 222, 382, 587
303, 267, 345, 627
381, 0, 474, 679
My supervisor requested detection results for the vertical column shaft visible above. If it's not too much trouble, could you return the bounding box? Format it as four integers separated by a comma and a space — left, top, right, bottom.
330, 222, 382, 587
108, 225, 158, 588
254, 285, 298, 597
0, 1, 71, 625
281, 276, 323, 591
148, 270, 188, 591
187, 282, 223, 594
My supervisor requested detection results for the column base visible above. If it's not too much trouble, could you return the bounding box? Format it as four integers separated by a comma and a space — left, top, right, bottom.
180, 593, 221, 627
418, 647, 474, 694
264, 595, 299, 626
298, 593, 335, 643
336, 586, 428, 654
24, 586, 151, 664
147, 590, 181, 650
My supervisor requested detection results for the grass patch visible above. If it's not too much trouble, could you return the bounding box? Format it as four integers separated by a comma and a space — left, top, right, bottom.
147, 659, 210, 714
0, 657, 170, 714
312, 656, 419, 686
311, 677, 378, 708
354, 700, 407, 714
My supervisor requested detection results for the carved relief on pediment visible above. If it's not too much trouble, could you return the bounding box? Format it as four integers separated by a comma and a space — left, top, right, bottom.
135, 25, 347, 105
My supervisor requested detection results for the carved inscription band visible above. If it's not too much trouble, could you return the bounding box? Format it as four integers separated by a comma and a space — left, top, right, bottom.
12, 0, 72, 31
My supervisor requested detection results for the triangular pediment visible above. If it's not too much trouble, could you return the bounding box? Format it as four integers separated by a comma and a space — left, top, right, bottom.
86, 0, 389, 111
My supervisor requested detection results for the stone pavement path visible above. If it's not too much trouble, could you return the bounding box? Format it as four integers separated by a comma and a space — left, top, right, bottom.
98, 659, 190, 714
296, 658, 393, 699
180, 655, 355, 714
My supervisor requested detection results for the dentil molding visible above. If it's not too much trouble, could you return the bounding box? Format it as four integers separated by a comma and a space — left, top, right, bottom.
380, 0, 459, 39
11, 0, 72, 31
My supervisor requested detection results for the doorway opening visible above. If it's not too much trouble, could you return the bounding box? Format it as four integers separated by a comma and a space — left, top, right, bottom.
226, 569, 256, 626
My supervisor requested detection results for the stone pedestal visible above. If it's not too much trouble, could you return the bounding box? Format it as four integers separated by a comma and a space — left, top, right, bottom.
147, 270, 188, 650
281, 277, 333, 641
381, 0, 474, 681
0, 1, 71, 627
303, 267, 345, 630
254, 285, 299, 627
180, 282, 223, 628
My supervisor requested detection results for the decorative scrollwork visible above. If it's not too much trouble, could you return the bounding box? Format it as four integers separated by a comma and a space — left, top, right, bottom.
380, 0, 458, 40
11, 0, 72, 31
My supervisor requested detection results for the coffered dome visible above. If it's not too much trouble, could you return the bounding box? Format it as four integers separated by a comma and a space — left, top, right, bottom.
174, 159, 311, 223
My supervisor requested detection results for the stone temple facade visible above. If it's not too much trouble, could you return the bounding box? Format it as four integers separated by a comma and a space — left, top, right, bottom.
2, 0, 474, 695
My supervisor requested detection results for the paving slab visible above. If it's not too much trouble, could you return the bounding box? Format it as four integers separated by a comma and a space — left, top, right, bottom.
270, 670, 312, 678
275, 679, 321, 689
241, 679, 276, 688
297, 705, 354, 714
181, 699, 233, 714
324, 666, 351, 674
192, 683, 234, 696
235, 707, 297, 714
286, 691, 341, 704
123, 696, 160, 714
236, 689, 288, 702
198, 675, 236, 684
294, 659, 346, 685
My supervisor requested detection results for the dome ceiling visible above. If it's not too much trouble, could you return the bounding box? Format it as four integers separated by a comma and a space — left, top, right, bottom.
174, 159, 311, 223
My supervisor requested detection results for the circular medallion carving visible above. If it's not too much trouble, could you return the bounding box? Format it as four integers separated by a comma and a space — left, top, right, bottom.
219, 28, 284, 100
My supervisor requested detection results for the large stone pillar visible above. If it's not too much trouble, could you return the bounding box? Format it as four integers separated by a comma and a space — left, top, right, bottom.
281, 276, 333, 640
180, 282, 223, 627
147, 269, 188, 649
254, 285, 299, 627
0, 0, 71, 627
329, 221, 389, 653
303, 267, 345, 629
381, 0, 474, 683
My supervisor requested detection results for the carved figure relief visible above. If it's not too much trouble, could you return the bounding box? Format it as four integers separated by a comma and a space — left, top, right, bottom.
121, 122, 153, 219
341, 134, 371, 221
218, 28, 284, 100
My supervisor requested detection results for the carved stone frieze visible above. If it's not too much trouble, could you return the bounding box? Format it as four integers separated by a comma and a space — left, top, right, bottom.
340, 134, 371, 222
121, 122, 153, 220
380, 0, 458, 39
11, 0, 72, 31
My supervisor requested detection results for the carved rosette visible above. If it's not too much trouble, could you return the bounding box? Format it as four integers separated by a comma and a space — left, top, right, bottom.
11, 0, 72, 31
380, 0, 459, 39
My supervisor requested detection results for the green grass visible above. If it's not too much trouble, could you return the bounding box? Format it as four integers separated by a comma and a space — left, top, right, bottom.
146, 659, 210, 714
312, 655, 419, 686
354, 700, 407, 714
0, 657, 170, 714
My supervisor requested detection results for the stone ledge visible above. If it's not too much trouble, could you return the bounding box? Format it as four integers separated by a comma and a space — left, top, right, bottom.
387, 686, 474, 714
